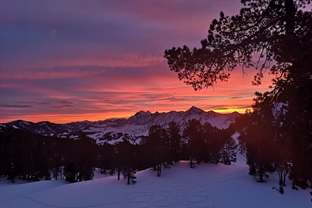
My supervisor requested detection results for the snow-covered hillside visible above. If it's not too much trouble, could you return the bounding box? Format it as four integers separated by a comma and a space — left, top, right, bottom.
1, 162, 310, 208
84, 106, 240, 144
2, 106, 241, 144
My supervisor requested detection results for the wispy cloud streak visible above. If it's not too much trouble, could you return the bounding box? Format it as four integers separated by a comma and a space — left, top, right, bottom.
0, 0, 275, 123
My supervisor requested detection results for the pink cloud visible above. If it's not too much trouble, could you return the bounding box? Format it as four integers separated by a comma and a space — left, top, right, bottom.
0, 0, 277, 123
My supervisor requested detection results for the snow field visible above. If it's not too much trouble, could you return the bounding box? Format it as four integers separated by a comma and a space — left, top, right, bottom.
1, 161, 311, 208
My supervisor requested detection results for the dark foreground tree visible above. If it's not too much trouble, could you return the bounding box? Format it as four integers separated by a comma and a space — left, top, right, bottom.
242, 107, 276, 183
164, 0, 311, 90
165, 0, 312, 189
142, 125, 169, 177
122, 167, 137, 185
202, 122, 222, 164
218, 129, 238, 165
63, 134, 96, 182
183, 119, 205, 167
114, 140, 137, 182
167, 121, 182, 164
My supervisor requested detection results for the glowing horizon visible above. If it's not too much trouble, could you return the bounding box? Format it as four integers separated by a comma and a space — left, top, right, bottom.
0, 106, 249, 124
0, 0, 273, 124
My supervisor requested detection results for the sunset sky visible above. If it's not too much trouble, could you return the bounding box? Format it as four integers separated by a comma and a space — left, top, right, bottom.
0, 0, 274, 123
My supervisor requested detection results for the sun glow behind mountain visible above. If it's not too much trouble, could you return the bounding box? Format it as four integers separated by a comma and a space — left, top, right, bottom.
0, 67, 272, 123
213, 108, 245, 114
0, 0, 273, 124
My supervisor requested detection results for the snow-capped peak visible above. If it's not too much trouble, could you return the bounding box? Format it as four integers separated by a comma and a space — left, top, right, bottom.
3, 107, 241, 145
127, 110, 153, 125
186, 106, 205, 115
136, 110, 152, 116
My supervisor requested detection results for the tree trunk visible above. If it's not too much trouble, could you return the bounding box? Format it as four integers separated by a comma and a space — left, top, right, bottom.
258, 165, 265, 183
157, 164, 162, 177
279, 167, 283, 185
117, 168, 121, 180
127, 172, 130, 185
190, 157, 194, 168
283, 168, 288, 186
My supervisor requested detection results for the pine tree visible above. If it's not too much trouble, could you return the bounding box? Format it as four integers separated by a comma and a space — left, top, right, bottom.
122, 167, 137, 185
243, 104, 277, 183
167, 121, 182, 164
183, 119, 205, 167
64, 162, 78, 183
202, 122, 221, 164
114, 140, 137, 183
220, 136, 238, 165
164, 0, 312, 188
142, 125, 169, 176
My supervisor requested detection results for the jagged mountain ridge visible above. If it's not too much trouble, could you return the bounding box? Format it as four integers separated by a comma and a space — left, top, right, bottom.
1, 120, 73, 137
1, 106, 241, 144
85, 106, 240, 144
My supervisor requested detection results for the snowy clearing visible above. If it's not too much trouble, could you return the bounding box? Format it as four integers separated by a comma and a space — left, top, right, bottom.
0, 161, 311, 208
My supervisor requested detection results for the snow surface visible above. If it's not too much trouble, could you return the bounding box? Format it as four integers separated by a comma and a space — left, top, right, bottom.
1, 161, 311, 208
85, 109, 238, 144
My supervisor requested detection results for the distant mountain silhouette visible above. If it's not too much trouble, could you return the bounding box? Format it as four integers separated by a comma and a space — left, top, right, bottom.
1, 107, 241, 144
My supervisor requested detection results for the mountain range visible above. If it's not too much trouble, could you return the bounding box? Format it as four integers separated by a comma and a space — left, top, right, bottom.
0, 106, 241, 144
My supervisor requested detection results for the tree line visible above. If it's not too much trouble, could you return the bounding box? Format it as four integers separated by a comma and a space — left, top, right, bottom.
1, 113, 311, 195
0, 120, 237, 184
0, 128, 98, 183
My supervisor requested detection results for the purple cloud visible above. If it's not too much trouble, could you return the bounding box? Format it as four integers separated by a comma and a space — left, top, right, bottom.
1, 0, 275, 123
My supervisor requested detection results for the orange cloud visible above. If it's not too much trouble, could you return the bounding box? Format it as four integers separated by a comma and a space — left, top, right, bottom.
0, 0, 276, 124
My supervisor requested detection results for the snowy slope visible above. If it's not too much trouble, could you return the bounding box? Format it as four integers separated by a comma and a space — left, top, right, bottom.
84, 106, 240, 144
2, 120, 81, 138
1, 162, 311, 208
1, 107, 240, 144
